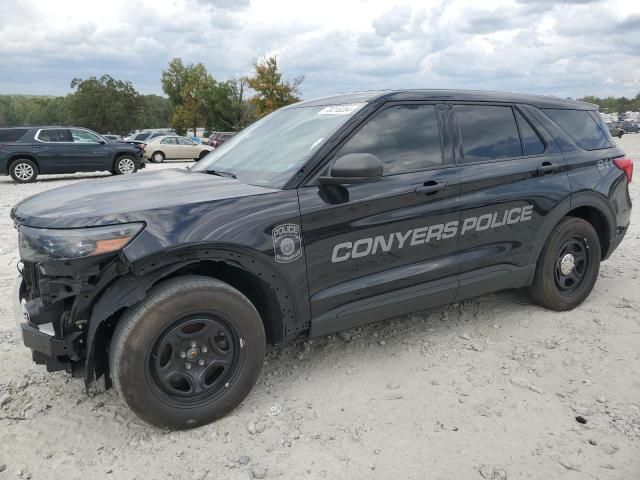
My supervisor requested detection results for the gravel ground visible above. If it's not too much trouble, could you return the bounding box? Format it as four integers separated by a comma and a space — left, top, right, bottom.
0, 140, 639, 480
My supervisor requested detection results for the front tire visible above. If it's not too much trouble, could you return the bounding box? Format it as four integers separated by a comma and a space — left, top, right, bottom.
113, 155, 138, 175
9, 159, 38, 183
109, 276, 266, 429
528, 217, 600, 311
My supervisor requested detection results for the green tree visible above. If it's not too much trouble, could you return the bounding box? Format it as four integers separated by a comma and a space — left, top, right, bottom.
0, 96, 17, 126
202, 78, 257, 133
161, 58, 214, 135
246, 56, 303, 117
140, 95, 172, 129
69, 75, 144, 134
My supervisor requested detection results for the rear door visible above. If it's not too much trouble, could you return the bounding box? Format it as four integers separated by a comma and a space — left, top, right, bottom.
299, 102, 462, 336
33, 128, 74, 173
160, 137, 179, 159
68, 128, 110, 171
450, 103, 571, 297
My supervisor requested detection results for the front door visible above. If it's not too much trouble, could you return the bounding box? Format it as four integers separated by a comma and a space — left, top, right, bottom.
299, 102, 462, 336
68, 128, 110, 171
177, 137, 198, 159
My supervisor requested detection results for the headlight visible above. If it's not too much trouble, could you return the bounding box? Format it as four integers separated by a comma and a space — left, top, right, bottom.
18, 223, 144, 262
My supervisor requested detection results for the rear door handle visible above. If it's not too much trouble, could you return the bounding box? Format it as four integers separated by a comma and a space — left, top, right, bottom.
537, 162, 559, 175
415, 181, 447, 195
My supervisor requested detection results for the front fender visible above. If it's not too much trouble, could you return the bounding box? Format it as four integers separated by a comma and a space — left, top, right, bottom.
84, 244, 309, 387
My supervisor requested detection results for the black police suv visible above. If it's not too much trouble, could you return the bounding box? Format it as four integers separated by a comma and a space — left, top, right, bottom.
12, 90, 633, 429
0, 126, 144, 183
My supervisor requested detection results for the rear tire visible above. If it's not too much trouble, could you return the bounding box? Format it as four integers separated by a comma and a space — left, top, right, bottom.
197, 150, 209, 161
528, 217, 600, 311
113, 155, 138, 175
9, 159, 38, 183
151, 151, 165, 163
618, 132, 624, 138
109, 275, 266, 429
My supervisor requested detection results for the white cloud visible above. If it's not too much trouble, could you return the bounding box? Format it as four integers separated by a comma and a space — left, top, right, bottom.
0, 0, 638, 99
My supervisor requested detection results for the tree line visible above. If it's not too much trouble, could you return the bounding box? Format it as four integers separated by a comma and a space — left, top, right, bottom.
0, 85, 171, 135
0, 56, 302, 136
579, 93, 640, 114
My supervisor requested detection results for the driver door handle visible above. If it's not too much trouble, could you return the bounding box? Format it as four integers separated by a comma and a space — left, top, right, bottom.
537, 162, 559, 175
415, 181, 447, 195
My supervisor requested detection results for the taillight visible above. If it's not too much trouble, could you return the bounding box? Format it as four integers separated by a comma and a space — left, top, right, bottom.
141, 143, 147, 150
613, 157, 633, 183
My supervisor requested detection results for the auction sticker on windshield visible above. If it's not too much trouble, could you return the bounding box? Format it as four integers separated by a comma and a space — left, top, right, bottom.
318, 104, 362, 115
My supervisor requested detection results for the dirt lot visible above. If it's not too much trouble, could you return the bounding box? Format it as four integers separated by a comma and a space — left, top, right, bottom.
0, 139, 639, 480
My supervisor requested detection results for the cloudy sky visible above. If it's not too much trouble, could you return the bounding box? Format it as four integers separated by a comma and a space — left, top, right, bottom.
0, 0, 639, 100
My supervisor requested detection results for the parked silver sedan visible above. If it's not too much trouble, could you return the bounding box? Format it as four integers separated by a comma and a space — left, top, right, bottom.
144, 135, 214, 163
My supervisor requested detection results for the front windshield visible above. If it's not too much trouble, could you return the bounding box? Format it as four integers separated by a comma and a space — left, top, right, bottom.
192, 103, 365, 188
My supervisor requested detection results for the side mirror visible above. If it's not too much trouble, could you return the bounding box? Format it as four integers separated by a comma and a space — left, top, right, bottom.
318, 153, 383, 184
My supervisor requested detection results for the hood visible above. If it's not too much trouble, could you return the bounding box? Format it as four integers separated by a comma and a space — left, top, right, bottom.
12, 168, 279, 228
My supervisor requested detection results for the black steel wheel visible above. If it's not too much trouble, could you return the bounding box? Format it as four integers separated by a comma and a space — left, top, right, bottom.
528, 217, 600, 311
150, 316, 238, 401
553, 236, 589, 294
110, 275, 266, 429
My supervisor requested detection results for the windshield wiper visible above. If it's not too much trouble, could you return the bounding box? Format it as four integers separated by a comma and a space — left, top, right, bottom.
200, 169, 237, 179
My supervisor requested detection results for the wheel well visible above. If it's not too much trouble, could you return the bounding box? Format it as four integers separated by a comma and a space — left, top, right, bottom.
565, 206, 609, 259
8, 155, 38, 170
162, 261, 286, 345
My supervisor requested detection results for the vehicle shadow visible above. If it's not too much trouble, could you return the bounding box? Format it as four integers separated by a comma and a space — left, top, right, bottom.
59, 288, 535, 432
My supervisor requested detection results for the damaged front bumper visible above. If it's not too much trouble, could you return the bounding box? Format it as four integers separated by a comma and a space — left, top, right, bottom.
13, 255, 123, 379
14, 273, 79, 373
21, 322, 76, 372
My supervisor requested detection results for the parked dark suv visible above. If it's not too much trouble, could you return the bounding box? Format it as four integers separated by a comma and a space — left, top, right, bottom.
12, 90, 633, 429
0, 127, 144, 182
618, 121, 640, 133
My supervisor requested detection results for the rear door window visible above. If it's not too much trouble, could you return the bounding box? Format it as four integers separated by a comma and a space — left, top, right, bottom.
514, 110, 545, 156
336, 104, 443, 175
37, 129, 73, 142
453, 105, 522, 162
542, 109, 612, 150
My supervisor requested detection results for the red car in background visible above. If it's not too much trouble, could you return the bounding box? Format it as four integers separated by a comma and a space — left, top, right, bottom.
208, 132, 236, 148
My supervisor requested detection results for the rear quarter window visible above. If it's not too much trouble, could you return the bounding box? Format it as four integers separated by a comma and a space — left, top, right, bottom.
542, 109, 612, 150
0, 128, 29, 142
